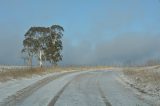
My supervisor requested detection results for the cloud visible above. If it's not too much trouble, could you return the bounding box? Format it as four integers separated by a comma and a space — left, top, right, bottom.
62, 38, 95, 65
60, 1, 160, 66
62, 33, 160, 66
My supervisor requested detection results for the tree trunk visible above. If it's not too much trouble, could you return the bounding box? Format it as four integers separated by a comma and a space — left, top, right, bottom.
39, 50, 43, 67
28, 56, 32, 68
53, 62, 58, 67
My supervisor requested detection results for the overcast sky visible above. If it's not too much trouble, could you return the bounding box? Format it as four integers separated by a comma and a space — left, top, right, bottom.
0, 0, 160, 66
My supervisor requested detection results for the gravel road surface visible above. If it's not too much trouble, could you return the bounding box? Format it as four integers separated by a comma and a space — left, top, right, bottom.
1, 70, 153, 106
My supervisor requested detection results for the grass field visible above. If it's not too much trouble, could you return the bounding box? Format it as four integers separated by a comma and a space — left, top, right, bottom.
123, 66, 160, 97
0, 66, 111, 82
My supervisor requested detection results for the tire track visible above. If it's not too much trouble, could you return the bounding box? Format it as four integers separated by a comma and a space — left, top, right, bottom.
47, 79, 72, 106
47, 72, 91, 106
1, 71, 75, 106
48, 72, 112, 106
97, 81, 112, 106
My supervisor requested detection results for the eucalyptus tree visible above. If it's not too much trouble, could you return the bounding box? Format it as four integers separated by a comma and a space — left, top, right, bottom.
45, 25, 64, 66
31, 27, 49, 67
22, 24, 64, 67
22, 27, 39, 67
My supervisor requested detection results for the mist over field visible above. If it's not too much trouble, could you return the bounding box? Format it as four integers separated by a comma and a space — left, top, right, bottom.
62, 34, 160, 66
0, 0, 160, 66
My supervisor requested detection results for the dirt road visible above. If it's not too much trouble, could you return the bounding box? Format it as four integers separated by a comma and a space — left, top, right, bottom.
2, 70, 153, 106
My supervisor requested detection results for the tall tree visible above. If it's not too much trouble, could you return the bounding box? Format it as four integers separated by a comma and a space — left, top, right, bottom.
22, 27, 39, 67
45, 25, 64, 66
31, 27, 49, 67
22, 25, 64, 67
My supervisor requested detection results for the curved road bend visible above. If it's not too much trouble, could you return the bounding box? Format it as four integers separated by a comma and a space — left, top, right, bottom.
3, 70, 153, 106
51, 71, 151, 106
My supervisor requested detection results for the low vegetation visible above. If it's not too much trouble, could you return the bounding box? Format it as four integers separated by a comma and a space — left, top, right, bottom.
123, 66, 160, 97
0, 67, 45, 82
0, 66, 111, 82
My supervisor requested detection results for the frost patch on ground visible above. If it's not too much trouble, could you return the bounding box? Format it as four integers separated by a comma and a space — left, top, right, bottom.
121, 66, 160, 106
0, 72, 61, 104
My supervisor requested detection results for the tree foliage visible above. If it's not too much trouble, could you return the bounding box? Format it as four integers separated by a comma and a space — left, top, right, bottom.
22, 25, 64, 67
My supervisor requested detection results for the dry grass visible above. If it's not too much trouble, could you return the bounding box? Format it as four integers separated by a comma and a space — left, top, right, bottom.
0, 65, 111, 82
123, 66, 160, 96
123, 67, 160, 85
46, 65, 111, 72
0, 67, 45, 82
